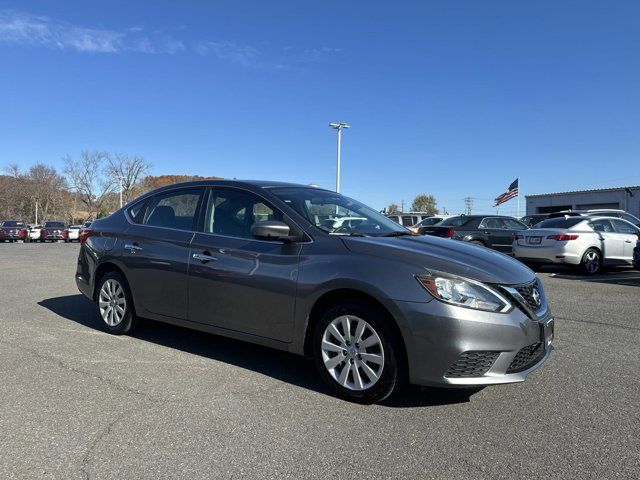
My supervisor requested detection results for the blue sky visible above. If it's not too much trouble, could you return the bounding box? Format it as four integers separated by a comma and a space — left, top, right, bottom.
1, 1, 638, 215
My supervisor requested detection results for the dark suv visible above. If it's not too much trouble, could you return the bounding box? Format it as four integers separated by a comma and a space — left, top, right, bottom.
420, 215, 528, 253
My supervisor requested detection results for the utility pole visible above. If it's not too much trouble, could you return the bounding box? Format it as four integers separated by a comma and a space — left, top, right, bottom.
329, 122, 350, 193
464, 197, 473, 215
35, 201, 38, 225
401, 200, 405, 212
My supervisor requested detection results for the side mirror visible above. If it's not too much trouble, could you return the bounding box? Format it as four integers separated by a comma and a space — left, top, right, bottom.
251, 220, 292, 241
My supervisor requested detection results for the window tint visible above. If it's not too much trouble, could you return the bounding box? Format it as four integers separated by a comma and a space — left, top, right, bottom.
589, 219, 614, 233
205, 188, 283, 238
612, 219, 639, 234
621, 213, 640, 226
438, 216, 470, 227
536, 217, 585, 229
128, 201, 146, 223
418, 217, 442, 226
503, 218, 527, 230
401, 216, 414, 226
143, 189, 203, 230
479, 218, 505, 229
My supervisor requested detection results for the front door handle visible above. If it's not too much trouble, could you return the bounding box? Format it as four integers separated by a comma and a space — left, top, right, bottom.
124, 243, 143, 253
192, 252, 218, 263
625, 240, 633, 243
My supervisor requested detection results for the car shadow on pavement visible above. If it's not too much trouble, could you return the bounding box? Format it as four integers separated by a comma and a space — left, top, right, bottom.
538, 265, 640, 287
39, 294, 482, 408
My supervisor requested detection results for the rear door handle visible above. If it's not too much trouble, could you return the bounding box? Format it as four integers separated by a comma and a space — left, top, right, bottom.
625, 240, 633, 243
192, 252, 218, 263
124, 243, 143, 252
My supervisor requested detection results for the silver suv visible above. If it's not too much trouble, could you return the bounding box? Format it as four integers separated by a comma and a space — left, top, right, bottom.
76, 181, 553, 403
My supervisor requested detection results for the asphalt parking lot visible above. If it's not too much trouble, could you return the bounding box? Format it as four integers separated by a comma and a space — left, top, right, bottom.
1, 243, 639, 479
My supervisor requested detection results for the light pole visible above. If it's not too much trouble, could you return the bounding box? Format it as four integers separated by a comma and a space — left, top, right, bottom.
329, 122, 349, 193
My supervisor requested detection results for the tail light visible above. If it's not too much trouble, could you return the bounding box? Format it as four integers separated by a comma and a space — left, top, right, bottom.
547, 234, 579, 241
442, 228, 455, 238
79, 228, 95, 245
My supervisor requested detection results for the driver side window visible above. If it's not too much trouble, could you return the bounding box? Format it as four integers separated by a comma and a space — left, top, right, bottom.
205, 188, 283, 239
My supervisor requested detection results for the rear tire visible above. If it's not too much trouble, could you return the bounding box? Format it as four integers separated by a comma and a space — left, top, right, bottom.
312, 301, 403, 404
580, 248, 602, 275
95, 271, 139, 335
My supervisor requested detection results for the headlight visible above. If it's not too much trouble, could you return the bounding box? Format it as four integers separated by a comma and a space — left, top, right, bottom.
415, 270, 511, 312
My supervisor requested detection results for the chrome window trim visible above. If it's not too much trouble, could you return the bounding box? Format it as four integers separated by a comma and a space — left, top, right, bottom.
124, 184, 314, 244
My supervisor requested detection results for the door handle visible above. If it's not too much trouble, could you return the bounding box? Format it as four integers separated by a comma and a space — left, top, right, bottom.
484, 231, 491, 235
124, 243, 143, 253
625, 240, 633, 243
192, 252, 218, 263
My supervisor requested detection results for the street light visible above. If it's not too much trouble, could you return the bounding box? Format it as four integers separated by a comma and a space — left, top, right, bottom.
329, 122, 349, 193
116, 176, 125, 208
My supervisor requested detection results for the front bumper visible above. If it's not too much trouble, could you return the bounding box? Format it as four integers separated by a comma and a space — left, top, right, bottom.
394, 297, 553, 387
513, 244, 580, 265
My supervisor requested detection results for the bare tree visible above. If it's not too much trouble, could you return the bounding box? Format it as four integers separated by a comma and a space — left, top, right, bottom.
64, 151, 115, 219
106, 154, 152, 204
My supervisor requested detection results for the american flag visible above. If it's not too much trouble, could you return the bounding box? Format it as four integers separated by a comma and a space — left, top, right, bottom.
494, 178, 519, 206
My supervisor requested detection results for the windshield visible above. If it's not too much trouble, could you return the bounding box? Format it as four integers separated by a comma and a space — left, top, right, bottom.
1, 221, 24, 227
535, 217, 585, 229
270, 187, 407, 236
438, 216, 471, 227
44, 222, 66, 228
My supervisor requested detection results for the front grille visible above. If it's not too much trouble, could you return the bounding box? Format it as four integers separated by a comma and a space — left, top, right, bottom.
507, 343, 545, 373
445, 351, 500, 377
515, 281, 543, 312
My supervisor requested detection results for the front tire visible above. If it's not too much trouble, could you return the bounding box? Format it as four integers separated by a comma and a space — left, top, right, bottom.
313, 301, 403, 404
580, 248, 602, 275
95, 272, 139, 334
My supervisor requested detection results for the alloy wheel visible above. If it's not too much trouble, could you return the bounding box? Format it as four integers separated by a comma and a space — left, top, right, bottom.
98, 279, 127, 326
320, 315, 385, 391
584, 250, 600, 273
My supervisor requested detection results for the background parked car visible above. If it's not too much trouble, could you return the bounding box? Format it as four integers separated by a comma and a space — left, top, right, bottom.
320, 216, 367, 232
0, 220, 28, 242
633, 241, 640, 270
420, 215, 529, 253
385, 212, 433, 227
410, 215, 455, 234
548, 209, 640, 227
40, 221, 69, 242
67, 225, 82, 242
513, 216, 640, 274
28, 225, 42, 241
520, 214, 550, 227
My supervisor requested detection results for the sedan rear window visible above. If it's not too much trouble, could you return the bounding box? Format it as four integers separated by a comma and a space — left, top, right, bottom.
438, 216, 471, 227
536, 217, 585, 229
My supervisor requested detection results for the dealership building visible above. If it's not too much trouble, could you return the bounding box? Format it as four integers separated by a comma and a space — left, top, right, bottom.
525, 185, 640, 217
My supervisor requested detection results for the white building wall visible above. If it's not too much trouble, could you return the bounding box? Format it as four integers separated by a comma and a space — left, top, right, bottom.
525, 187, 640, 217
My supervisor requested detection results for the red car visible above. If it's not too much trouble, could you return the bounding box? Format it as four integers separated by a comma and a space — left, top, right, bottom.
0, 220, 28, 242
40, 221, 69, 242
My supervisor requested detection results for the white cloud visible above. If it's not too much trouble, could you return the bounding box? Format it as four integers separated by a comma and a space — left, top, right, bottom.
196, 41, 261, 67
0, 11, 124, 53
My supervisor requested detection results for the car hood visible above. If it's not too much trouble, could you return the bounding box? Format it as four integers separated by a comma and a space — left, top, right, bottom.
342, 235, 535, 285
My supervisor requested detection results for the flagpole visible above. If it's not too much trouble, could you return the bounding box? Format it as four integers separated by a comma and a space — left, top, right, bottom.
517, 178, 520, 218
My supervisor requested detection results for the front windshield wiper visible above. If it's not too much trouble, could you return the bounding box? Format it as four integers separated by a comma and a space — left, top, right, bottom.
382, 231, 413, 237
331, 232, 369, 237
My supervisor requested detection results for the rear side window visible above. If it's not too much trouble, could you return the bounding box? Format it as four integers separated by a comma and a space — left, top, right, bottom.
588, 219, 614, 233
503, 218, 527, 230
479, 218, 505, 229
143, 189, 204, 231
612, 219, 639, 234
401, 216, 414, 226
128, 201, 146, 224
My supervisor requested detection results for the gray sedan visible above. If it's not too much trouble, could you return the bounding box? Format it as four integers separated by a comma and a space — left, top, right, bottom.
76, 180, 553, 403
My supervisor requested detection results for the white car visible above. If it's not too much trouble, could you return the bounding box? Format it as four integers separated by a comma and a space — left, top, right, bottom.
319, 216, 367, 232
513, 216, 639, 274
28, 225, 42, 241
67, 225, 82, 241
